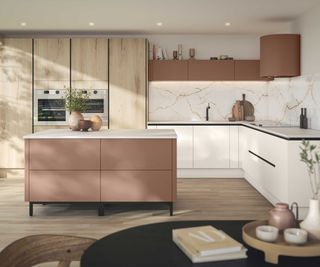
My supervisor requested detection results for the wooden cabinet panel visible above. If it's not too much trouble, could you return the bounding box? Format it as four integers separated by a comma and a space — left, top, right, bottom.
34, 38, 70, 89
101, 139, 172, 170
71, 38, 108, 89
0, 38, 32, 169
235, 60, 264, 81
150, 60, 188, 81
101, 171, 172, 201
194, 126, 230, 168
188, 60, 234, 81
109, 38, 147, 129
29, 171, 100, 201
29, 139, 100, 170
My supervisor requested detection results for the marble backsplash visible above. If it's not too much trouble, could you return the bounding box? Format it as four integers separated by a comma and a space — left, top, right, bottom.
149, 74, 320, 130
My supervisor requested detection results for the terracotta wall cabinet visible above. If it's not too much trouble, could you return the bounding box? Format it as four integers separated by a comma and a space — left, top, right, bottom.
149, 59, 265, 81
188, 60, 234, 81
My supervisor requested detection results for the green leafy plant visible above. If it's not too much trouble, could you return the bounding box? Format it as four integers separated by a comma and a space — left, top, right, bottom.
300, 140, 320, 200
63, 89, 89, 112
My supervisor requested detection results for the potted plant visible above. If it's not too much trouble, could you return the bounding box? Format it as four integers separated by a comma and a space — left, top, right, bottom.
299, 140, 320, 239
64, 89, 89, 131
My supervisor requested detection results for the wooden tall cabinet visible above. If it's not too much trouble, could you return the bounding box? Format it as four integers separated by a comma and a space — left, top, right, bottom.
0, 38, 32, 171
34, 38, 70, 89
71, 38, 108, 89
109, 38, 147, 129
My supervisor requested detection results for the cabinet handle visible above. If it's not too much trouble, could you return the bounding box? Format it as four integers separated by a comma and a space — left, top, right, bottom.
248, 150, 276, 168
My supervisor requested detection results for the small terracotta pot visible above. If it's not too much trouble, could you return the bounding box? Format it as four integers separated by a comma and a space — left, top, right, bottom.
78, 120, 92, 132
268, 203, 297, 231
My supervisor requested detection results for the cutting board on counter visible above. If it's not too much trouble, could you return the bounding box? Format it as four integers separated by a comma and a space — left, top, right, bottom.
231, 94, 254, 121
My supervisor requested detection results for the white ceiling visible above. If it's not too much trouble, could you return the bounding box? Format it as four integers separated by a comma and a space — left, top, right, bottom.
0, 0, 319, 34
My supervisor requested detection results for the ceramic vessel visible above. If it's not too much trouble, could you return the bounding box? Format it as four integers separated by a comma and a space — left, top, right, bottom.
90, 115, 103, 131
256, 225, 279, 242
69, 111, 84, 131
268, 203, 297, 231
78, 120, 92, 132
284, 228, 308, 245
300, 199, 320, 240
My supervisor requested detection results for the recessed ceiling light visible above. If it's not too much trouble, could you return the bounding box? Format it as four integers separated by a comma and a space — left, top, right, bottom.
20, 22, 27, 27
89, 22, 95, 26
156, 22, 163, 27
225, 22, 231, 27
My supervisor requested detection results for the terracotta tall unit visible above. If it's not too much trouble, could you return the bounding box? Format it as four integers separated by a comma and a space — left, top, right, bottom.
109, 38, 147, 129
260, 34, 300, 78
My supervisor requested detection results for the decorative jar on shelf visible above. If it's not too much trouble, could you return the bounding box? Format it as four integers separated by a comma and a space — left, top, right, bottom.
69, 111, 84, 131
300, 199, 320, 240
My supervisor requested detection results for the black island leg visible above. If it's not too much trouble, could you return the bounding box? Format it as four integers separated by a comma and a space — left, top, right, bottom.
29, 202, 33, 216
169, 202, 173, 216
98, 203, 105, 216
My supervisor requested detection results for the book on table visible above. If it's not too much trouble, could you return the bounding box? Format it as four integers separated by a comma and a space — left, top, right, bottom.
172, 225, 247, 263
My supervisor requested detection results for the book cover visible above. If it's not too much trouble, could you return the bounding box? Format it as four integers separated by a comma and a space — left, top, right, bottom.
173, 234, 247, 263
173, 225, 243, 257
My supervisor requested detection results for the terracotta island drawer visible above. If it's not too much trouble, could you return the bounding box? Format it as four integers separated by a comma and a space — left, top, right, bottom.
101, 171, 172, 201
101, 139, 173, 170
29, 171, 100, 202
29, 139, 100, 170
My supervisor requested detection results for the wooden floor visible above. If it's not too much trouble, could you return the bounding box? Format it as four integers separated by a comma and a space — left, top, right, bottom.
0, 177, 272, 254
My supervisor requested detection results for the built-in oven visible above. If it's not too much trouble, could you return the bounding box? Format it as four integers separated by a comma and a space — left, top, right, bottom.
34, 89, 68, 125
81, 89, 108, 123
34, 89, 108, 125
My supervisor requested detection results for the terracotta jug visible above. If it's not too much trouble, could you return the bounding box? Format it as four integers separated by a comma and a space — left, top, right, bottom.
268, 202, 299, 231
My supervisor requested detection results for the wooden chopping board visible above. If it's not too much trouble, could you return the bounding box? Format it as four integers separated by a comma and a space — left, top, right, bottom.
231, 94, 254, 121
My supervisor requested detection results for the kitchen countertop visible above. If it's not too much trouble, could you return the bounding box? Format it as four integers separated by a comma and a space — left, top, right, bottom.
24, 129, 177, 139
148, 121, 320, 140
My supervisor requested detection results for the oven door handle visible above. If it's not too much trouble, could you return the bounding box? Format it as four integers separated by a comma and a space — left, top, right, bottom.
41, 108, 66, 111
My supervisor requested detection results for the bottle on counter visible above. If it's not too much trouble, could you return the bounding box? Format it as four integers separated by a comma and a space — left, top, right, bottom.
300, 108, 304, 129
302, 108, 308, 129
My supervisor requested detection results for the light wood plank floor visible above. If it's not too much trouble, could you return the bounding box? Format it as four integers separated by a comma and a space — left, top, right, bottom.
0, 177, 272, 253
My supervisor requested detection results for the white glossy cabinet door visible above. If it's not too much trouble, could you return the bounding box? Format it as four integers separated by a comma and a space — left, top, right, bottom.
194, 126, 230, 168
156, 126, 193, 168
230, 126, 239, 168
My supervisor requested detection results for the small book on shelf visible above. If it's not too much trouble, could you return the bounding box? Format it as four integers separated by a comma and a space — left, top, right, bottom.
172, 225, 247, 263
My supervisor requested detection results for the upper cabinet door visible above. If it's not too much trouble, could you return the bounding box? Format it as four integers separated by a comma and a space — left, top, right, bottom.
234, 60, 265, 81
109, 38, 147, 129
34, 38, 70, 89
149, 60, 188, 81
188, 60, 234, 81
71, 38, 108, 89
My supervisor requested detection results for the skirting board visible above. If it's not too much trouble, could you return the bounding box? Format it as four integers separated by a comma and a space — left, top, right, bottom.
177, 168, 244, 178
0, 169, 24, 178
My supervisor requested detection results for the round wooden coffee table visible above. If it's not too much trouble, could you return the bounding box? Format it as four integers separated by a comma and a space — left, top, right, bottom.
80, 220, 320, 267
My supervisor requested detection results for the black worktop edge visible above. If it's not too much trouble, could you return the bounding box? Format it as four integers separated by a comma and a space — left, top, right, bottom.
148, 123, 320, 141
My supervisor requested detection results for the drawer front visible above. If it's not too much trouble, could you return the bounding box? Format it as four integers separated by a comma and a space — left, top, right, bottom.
101, 139, 172, 170
101, 171, 172, 201
29, 139, 100, 170
29, 171, 100, 202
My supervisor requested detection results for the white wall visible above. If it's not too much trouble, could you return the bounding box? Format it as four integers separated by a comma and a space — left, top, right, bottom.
145, 34, 260, 60
293, 4, 320, 75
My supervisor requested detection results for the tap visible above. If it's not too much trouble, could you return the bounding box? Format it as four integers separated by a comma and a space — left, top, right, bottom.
206, 103, 211, 121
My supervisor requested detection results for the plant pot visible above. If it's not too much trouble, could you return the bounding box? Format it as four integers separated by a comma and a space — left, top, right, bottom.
68, 111, 84, 131
300, 199, 320, 240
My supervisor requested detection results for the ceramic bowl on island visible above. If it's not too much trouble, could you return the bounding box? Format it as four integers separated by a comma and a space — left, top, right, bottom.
284, 228, 308, 245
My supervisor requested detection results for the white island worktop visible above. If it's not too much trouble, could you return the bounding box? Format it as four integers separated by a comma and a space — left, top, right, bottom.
24, 129, 177, 139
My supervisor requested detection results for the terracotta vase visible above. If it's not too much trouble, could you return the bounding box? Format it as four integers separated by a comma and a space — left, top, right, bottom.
68, 111, 84, 131
268, 202, 297, 231
300, 199, 320, 240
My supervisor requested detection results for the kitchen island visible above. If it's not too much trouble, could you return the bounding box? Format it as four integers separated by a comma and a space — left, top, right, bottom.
24, 129, 177, 216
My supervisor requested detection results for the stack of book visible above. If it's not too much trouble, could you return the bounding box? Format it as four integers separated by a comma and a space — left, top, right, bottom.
172, 225, 247, 263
